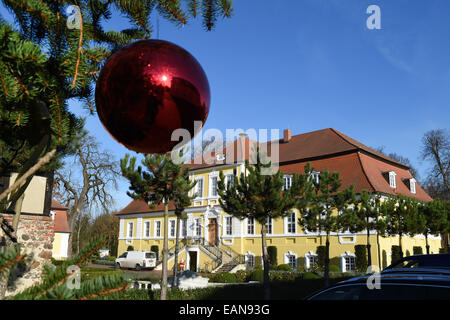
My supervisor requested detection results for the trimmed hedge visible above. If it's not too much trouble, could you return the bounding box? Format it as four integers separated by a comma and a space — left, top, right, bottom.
267, 246, 278, 269
303, 272, 320, 279
211, 272, 237, 283
391, 245, 402, 263
276, 264, 292, 271
316, 246, 326, 270
127, 246, 134, 251
355, 245, 367, 272
150, 245, 159, 260
413, 246, 423, 255
235, 270, 247, 283
382, 250, 387, 269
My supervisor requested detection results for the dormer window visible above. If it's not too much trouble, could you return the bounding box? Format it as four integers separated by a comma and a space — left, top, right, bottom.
409, 178, 416, 194
388, 171, 397, 188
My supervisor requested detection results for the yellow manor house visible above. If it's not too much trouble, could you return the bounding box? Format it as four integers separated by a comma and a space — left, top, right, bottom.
115, 128, 443, 273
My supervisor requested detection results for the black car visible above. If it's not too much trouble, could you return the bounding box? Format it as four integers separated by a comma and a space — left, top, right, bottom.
383, 254, 450, 271
305, 270, 450, 300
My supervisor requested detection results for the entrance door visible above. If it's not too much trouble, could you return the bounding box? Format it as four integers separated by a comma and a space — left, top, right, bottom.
208, 218, 218, 245
189, 251, 197, 271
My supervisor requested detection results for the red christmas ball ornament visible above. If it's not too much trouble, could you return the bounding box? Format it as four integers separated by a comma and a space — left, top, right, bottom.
95, 39, 210, 154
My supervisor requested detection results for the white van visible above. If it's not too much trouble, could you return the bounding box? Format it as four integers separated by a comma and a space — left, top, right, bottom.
115, 251, 157, 271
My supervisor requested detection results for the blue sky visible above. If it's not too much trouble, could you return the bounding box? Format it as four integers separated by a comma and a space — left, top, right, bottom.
2, 1, 449, 212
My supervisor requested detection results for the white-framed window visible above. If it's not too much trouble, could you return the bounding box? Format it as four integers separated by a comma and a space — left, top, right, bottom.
266, 217, 273, 235
144, 221, 150, 237
247, 217, 255, 235
195, 178, 204, 198
181, 218, 187, 238
245, 252, 255, 268
210, 176, 218, 197
410, 178, 416, 194
286, 212, 296, 234
225, 174, 234, 190
305, 251, 318, 270
283, 174, 292, 190
154, 220, 161, 237
169, 219, 176, 237
127, 222, 134, 238
284, 251, 297, 269
389, 171, 397, 188
224, 216, 233, 236
195, 218, 202, 237
340, 252, 356, 272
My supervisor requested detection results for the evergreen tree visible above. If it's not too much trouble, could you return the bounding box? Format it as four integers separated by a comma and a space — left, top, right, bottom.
407, 199, 447, 254
381, 195, 413, 258
1, 0, 232, 299
298, 164, 354, 287
121, 152, 194, 300
171, 150, 196, 288
339, 190, 385, 270
0, 238, 126, 300
217, 148, 302, 300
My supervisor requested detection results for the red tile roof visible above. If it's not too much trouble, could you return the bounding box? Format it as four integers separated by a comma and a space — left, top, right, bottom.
53, 210, 71, 233
51, 199, 68, 211
117, 128, 430, 216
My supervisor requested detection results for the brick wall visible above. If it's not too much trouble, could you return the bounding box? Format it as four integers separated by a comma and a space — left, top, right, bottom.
0, 213, 55, 297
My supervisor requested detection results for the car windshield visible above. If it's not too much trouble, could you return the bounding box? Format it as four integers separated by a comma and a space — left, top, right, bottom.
119, 252, 127, 258
145, 252, 155, 259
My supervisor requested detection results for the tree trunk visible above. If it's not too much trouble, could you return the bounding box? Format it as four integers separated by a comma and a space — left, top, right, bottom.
366, 226, 372, 269
399, 233, 403, 258
325, 233, 330, 288
260, 224, 270, 300
160, 202, 169, 300
173, 215, 180, 288
377, 232, 382, 270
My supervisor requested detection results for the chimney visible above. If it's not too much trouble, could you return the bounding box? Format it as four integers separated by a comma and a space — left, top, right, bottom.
283, 129, 291, 143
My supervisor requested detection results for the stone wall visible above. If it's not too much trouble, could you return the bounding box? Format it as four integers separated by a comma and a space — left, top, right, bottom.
0, 213, 55, 297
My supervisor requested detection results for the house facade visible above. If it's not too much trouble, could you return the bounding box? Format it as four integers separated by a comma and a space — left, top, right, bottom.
50, 199, 71, 260
115, 128, 442, 273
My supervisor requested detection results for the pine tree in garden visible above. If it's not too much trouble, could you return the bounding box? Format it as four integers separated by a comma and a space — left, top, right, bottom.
407, 199, 447, 254
217, 148, 302, 300
298, 165, 354, 287
339, 190, 385, 270
120, 153, 194, 300
380, 195, 412, 258
171, 151, 196, 288
0, 238, 127, 300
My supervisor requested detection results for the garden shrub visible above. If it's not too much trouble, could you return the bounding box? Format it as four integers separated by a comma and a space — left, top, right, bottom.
405, 250, 411, 257
303, 272, 320, 280
316, 246, 326, 270
413, 246, 423, 255
267, 246, 278, 269
127, 245, 134, 251
355, 245, 367, 272
254, 256, 262, 269
234, 270, 247, 283
250, 268, 264, 282
440, 247, 448, 254
276, 264, 292, 271
382, 250, 387, 269
150, 245, 159, 260
296, 256, 306, 272
329, 265, 340, 272
211, 272, 237, 283
391, 245, 402, 263
108, 256, 117, 261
